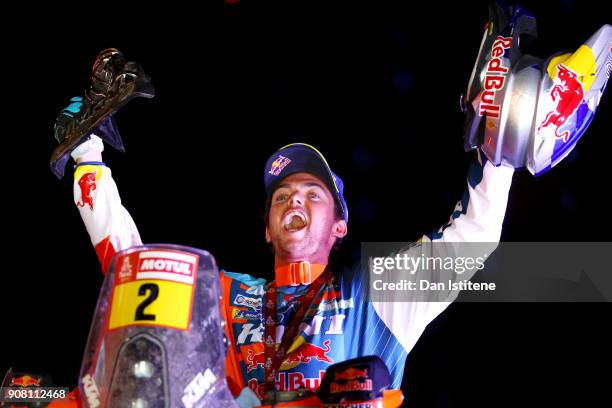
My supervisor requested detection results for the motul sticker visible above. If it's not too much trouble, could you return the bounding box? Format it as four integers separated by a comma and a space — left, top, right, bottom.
114, 250, 198, 286
137, 251, 198, 284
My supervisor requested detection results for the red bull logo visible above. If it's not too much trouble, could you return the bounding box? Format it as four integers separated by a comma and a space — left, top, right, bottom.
331, 367, 372, 394
479, 35, 513, 119
330, 378, 373, 394
76, 171, 97, 211
246, 349, 266, 373
10, 375, 41, 387
334, 367, 368, 381
268, 155, 291, 176
284, 339, 333, 365
537, 64, 585, 142
248, 371, 328, 396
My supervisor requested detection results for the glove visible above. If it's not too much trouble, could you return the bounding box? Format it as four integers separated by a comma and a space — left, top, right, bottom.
54, 96, 104, 165
50, 48, 154, 179
70, 134, 104, 164
235, 387, 261, 408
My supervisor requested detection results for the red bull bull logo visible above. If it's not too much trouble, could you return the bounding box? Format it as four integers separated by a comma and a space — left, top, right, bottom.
537, 64, 585, 142
334, 367, 368, 381
246, 349, 266, 373
10, 375, 41, 387
268, 155, 291, 176
284, 339, 333, 365
76, 171, 97, 211
479, 36, 513, 119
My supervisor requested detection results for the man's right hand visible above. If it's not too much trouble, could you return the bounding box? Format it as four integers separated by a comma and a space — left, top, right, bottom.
53, 96, 86, 145
50, 48, 154, 179
71, 134, 104, 164
54, 96, 104, 164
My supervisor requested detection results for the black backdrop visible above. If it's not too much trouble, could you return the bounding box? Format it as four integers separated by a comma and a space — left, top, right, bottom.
2, 1, 611, 406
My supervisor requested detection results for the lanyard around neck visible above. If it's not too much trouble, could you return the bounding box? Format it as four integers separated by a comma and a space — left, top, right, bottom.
263, 267, 332, 394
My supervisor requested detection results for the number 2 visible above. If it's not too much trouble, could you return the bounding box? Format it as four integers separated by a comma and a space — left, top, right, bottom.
135, 283, 159, 321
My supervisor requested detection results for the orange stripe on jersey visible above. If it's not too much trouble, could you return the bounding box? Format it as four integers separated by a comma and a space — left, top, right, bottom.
220, 271, 245, 397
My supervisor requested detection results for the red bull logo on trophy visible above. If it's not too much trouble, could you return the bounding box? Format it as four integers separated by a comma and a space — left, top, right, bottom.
76, 171, 97, 211
268, 155, 291, 176
537, 64, 585, 142
479, 35, 513, 119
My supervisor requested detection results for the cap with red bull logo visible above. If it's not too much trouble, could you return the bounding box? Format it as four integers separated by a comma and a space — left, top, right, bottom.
318, 355, 391, 404
264, 143, 348, 222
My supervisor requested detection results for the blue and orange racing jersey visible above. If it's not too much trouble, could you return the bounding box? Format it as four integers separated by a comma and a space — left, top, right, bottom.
220, 264, 409, 400
72, 152, 513, 402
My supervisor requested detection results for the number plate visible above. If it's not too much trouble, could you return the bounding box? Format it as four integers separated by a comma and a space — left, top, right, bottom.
108, 249, 199, 331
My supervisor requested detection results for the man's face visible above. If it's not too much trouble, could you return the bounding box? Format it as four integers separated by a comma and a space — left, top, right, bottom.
266, 172, 347, 264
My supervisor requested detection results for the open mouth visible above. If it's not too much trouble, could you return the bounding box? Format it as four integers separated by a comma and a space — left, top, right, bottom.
283, 210, 308, 232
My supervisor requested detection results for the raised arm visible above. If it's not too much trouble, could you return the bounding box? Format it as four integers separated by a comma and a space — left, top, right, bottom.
71, 135, 142, 274
370, 153, 514, 354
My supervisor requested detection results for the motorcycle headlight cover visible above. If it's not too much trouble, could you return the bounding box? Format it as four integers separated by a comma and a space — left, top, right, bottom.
79, 244, 236, 408
462, 2, 611, 176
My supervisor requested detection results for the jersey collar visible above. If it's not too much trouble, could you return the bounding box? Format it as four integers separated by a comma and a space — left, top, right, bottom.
275, 262, 327, 286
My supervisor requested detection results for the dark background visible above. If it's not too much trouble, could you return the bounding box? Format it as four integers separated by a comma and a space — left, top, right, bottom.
2, 1, 611, 406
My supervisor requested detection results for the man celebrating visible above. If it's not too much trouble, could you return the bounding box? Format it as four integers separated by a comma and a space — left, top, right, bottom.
68, 132, 512, 402
56, 7, 610, 405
